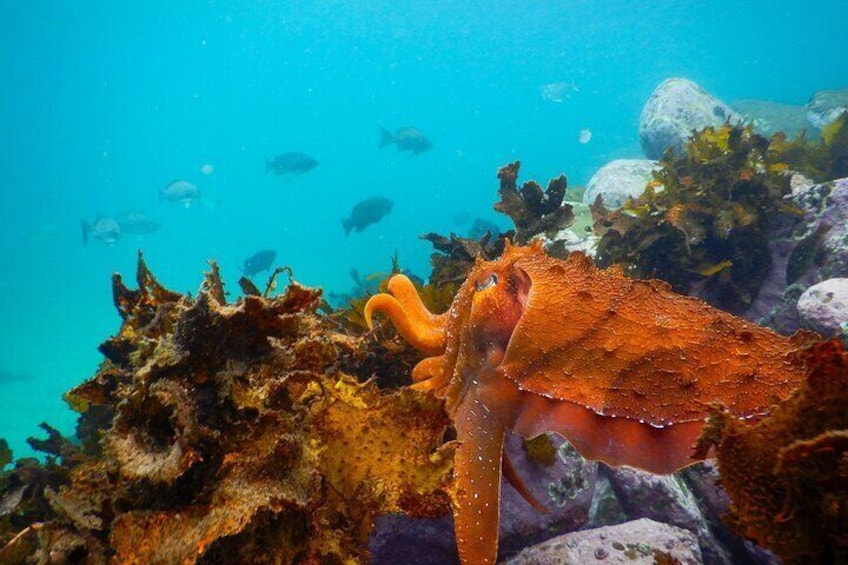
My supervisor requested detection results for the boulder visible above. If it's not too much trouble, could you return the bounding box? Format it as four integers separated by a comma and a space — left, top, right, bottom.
504, 518, 703, 565
582, 159, 659, 209
750, 177, 848, 332
639, 78, 739, 160
806, 88, 848, 129
731, 99, 810, 138
797, 278, 848, 337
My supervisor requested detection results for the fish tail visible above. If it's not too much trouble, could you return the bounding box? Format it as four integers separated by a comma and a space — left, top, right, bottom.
341, 218, 353, 237
80, 220, 90, 247
378, 126, 394, 149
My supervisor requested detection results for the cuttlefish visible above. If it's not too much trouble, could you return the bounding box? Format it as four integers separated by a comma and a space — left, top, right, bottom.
364, 241, 810, 565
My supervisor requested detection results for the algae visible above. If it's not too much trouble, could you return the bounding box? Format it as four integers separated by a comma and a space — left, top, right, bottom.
695, 339, 848, 564
593, 123, 801, 313
0, 254, 454, 564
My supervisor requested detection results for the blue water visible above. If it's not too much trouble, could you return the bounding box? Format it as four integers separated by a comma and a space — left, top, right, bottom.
1, 1, 846, 462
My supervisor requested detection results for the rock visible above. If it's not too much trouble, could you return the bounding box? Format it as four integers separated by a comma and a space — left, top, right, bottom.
749, 178, 848, 332
731, 99, 810, 138
370, 514, 459, 565
504, 518, 703, 565
639, 78, 739, 160
602, 466, 725, 560
806, 88, 848, 129
797, 278, 848, 337
499, 434, 597, 556
789, 178, 848, 282
582, 159, 660, 209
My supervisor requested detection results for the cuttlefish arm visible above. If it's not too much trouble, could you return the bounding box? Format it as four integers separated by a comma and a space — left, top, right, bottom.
363, 274, 447, 356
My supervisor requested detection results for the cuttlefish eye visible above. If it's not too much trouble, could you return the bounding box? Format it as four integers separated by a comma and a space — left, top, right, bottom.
475, 273, 498, 292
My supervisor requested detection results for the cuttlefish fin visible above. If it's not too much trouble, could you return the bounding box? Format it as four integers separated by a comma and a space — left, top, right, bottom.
502, 450, 549, 514
450, 388, 505, 565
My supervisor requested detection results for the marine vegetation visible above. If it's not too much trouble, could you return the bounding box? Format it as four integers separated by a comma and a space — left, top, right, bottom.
696, 338, 848, 564
493, 161, 575, 246
0, 253, 454, 564
769, 110, 848, 182
593, 123, 800, 313
365, 240, 812, 565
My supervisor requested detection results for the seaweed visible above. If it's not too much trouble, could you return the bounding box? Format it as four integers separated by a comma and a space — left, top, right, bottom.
0, 256, 454, 564
769, 111, 848, 182
695, 339, 848, 564
593, 123, 801, 313
494, 161, 575, 244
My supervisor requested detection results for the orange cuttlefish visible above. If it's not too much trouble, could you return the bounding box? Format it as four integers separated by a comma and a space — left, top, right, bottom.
364, 241, 810, 565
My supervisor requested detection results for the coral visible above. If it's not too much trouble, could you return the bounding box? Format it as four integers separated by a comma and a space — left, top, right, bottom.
696, 339, 848, 564
594, 122, 801, 313
0, 253, 453, 564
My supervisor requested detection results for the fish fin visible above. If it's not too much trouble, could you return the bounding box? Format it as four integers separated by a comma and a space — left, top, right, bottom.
379, 126, 394, 148
502, 449, 549, 514
80, 220, 90, 247
341, 218, 352, 236
450, 387, 505, 565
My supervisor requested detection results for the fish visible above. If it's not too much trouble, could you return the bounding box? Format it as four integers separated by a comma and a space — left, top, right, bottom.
265, 152, 318, 176
364, 241, 812, 565
240, 249, 277, 278
578, 128, 592, 144
81, 216, 121, 246
160, 180, 200, 208
379, 126, 432, 155
539, 80, 580, 103
115, 212, 161, 235
341, 196, 394, 236
468, 218, 501, 240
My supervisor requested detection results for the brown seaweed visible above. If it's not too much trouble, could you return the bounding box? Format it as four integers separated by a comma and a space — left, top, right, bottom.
494, 161, 575, 244
695, 339, 848, 563
0, 256, 454, 564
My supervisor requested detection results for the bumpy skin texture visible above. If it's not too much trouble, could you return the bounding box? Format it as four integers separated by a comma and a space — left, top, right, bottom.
364, 241, 810, 565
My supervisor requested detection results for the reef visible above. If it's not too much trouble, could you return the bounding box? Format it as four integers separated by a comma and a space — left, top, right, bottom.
593, 122, 802, 313
0, 253, 454, 564
695, 338, 848, 564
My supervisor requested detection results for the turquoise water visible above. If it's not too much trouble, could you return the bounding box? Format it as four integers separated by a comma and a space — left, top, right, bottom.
1, 1, 846, 461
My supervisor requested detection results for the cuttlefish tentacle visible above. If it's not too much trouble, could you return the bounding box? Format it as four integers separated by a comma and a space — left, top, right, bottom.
363, 293, 446, 356
450, 387, 506, 565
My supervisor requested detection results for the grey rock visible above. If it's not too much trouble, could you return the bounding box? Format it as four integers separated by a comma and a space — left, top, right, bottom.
806, 88, 848, 129
499, 434, 597, 556
731, 99, 810, 138
504, 518, 703, 565
639, 78, 739, 160
370, 514, 459, 565
797, 278, 848, 337
749, 178, 848, 332
582, 159, 660, 209
603, 465, 731, 564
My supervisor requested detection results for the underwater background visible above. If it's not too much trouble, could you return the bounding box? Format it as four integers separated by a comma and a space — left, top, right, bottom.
1, 1, 846, 461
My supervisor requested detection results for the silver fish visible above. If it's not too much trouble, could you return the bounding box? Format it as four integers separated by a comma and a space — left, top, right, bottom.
115, 211, 161, 235
81, 216, 121, 246
160, 180, 200, 208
